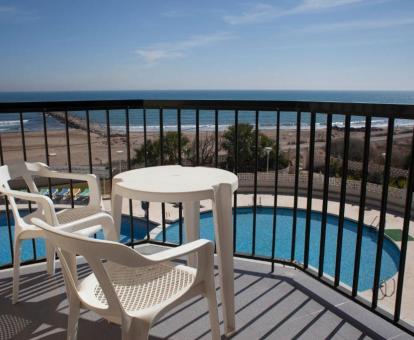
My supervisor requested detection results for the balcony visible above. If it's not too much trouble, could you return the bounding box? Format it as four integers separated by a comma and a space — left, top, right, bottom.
0, 99, 414, 338
0, 244, 410, 339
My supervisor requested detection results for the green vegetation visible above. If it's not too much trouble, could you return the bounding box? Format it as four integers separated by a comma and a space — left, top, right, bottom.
132, 132, 190, 166
221, 123, 289, 172
132, 124, 290, 172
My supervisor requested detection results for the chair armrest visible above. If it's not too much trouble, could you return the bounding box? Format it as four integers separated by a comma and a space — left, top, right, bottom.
55, 212, 111, 231
0, 188, 58, 225
146, 239, 214, 263
33, 212, 118, 242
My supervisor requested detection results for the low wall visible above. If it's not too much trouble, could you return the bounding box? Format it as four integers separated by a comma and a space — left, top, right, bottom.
313, 155, 409, 178
238, 171, 412, 216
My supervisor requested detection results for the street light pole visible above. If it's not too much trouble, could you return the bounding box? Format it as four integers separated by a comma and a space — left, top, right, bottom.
48, 152, 57, 169
116, 150, 124, 174
264, 147, 273, 172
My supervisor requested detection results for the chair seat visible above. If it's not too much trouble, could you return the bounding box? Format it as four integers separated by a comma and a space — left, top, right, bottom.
56, 206, 103, 224
79, 262, 196, 314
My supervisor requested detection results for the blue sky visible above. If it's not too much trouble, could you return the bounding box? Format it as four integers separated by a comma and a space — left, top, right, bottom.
1, 0, 413, 91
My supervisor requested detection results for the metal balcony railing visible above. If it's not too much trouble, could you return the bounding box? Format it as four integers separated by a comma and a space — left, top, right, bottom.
0, 99, 414, 335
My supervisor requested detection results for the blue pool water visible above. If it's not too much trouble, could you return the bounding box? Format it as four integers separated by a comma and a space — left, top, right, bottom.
156, 207, 400, 292
0, 210, 156, 266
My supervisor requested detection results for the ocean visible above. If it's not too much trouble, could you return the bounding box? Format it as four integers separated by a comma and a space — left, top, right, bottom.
0, 90, 414, 133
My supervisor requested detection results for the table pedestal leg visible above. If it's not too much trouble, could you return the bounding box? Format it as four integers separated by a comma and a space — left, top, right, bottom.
212, 183, 235, 335
111, 192, 123, 240
183, 201, 200, 267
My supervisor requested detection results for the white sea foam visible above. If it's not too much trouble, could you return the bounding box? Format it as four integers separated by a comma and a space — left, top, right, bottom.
0, 119, 28, 127
107, 118, 414, 133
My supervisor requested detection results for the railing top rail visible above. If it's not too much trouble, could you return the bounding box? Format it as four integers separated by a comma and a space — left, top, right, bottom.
0, 99, 414, 118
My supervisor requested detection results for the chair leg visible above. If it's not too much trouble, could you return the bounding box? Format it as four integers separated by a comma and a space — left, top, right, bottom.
67, 297, 80, 340
101, 215, 118, 242
45, 239, 55, 275
12, 237, 22, 304
121, 318, 150, 340
205, 273, 221, 340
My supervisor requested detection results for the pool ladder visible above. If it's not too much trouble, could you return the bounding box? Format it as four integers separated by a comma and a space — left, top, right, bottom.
379, 278, 396, 300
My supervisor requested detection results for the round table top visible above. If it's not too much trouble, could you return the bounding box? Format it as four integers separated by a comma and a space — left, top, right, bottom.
112, 165, 238, 202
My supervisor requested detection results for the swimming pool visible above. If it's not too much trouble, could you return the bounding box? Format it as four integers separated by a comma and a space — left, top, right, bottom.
0, 210, 157, 267
155, 207, 400, 292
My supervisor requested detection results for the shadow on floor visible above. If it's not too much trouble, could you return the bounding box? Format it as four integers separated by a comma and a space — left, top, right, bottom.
0, 257, 408, 339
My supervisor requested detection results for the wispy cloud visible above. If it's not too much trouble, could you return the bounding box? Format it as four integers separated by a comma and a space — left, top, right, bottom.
134, 32, 236, 64
0, 6, 15, 13
301, 17, 414, 33
161, 9, 189, 18
224, 4, 280, 25
0, 5, 40, 22
295, 0, 363, 12
223, 0, 375, 25
271, 36, 411, 51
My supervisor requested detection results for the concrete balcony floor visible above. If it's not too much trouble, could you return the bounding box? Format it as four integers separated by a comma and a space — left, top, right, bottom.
0, 244, 412, 340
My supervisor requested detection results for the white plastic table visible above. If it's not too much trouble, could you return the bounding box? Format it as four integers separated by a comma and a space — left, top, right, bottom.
111, 165, 238, 334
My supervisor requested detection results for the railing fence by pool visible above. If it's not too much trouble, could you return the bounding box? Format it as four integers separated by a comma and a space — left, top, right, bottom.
0, 99, 414, 335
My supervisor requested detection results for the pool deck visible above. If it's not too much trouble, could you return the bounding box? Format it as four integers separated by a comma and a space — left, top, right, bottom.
0, 244, 412, 339
102, 194, 414, 325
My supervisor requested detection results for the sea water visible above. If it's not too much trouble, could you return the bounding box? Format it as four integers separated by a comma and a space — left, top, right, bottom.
0, 90, 413, 132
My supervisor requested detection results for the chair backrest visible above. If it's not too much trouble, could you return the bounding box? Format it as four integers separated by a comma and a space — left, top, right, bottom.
33, 218, 152, 317
0, 161, 42, 190
0, 161, 44, 219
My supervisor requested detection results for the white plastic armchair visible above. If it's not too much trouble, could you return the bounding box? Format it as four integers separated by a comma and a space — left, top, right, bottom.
33, 218, 220, 340
0, 161, 117, 304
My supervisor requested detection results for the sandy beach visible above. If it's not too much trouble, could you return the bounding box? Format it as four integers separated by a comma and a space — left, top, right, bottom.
0, 120, 412, 172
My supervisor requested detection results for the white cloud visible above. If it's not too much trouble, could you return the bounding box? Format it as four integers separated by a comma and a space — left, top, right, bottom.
223, 4, 279, 25
223, 0, 378, 25
295, 0, 362, 12
0, 6, 15, 13
302, 17, 414, 33
134, 32, 236, 64
161, 9, 189, 18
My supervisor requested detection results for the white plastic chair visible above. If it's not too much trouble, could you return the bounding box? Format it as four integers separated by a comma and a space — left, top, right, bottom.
0, 161, 117, 304
33, 218, 220, 340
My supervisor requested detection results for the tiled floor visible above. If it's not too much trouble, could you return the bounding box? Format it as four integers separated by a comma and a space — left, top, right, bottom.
0, 245, 412, 340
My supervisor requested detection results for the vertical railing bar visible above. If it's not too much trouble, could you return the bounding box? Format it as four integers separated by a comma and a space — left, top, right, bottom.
143, 109, 148, 167
304, 111, 316, 268
159, 108, 164, 164
85, 110, 93, 174
352, 115, 372, 296
233, 110, 239, 253
318, 113, 332, 277
394, 124, 414, 321
64, 110, 75, 208
271, 110, 281, 272
196, 109, 200, 165
291, 110, 301, 261
105, 109, 113, 195
42, 111, 52, 197
143, 109, 150, 241
372, 118, 394, 309
252, 110, 259, 256
159, 109, 166, 243
0, 133, 14, 263
20, 112, 36, 260
177, 109, 183, 245
125, 113, 131, 169
125, 108, 134, 247
19, 112, 32, 209
177, 109, 182, 165
334, 114, 351, 287
215, 109, 219, 168
19, 112, 28, 162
